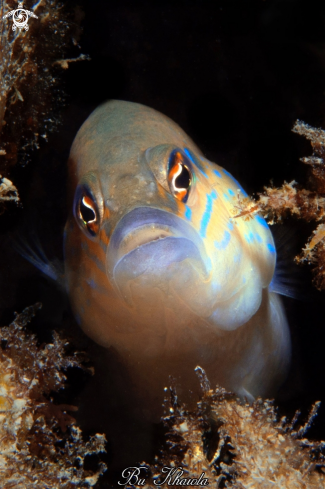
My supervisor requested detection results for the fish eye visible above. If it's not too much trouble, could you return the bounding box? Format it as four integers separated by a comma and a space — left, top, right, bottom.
74, 186, 100, 237
80, 195, 96, 223
168, 150, 192, 202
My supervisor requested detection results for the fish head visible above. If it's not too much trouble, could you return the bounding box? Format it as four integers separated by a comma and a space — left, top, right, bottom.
65, 100, 276, 354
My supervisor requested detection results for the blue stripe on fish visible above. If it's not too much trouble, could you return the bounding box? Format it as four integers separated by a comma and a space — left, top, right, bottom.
255, 215, 269, 228
185, 205, 192, 221
215, 230, 231, 250
267, 243, 276, 253
200, 189, 217, 238
245, 232, 255, 243
184, 152, 211, 178
223, 188, 236, 200
184, 147, 195, 163
223, 169, 248, 197
184, 148, 209, 178
213, 169, 222, 178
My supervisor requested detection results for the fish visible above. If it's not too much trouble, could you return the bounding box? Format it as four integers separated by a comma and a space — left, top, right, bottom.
27, 100, 292, 416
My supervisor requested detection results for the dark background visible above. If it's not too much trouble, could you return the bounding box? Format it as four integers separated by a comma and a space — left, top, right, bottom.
2, 0, 325, 486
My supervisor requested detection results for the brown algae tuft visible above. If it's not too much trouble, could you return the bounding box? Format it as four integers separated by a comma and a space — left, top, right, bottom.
0, 0, 87, 171
0, 303, 107, 488
233, 120, 325, 290
136, 368, 325, 488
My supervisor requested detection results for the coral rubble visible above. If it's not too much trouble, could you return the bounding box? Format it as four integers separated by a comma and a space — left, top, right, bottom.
135, 368, 325, 488
0, 304, 106, 488
232, 120, 325, 290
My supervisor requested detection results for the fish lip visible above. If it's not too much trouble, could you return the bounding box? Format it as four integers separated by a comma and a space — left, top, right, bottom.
106, 206, 208, 281
117, 224, 174, 260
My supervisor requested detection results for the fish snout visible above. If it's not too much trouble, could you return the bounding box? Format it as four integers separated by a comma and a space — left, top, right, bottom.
106, 207, 209, 305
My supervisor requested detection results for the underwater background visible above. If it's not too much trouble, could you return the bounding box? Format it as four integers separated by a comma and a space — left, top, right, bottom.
1, 0, 325, 486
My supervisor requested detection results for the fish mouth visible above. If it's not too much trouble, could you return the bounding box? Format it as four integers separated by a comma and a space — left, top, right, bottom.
106, 207, 209, 303
117, 224, 174, 260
